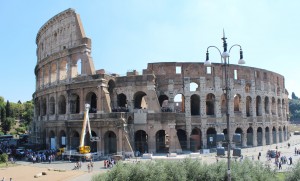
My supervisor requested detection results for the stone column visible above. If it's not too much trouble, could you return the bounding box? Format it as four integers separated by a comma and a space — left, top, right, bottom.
253, 128, 257, 146
202, 128, 207, 149
56, 60, 60, 84
269, 129, 273, 145
168, 123, 176, 153
117, 128, 123, 155
242, 131, 247, 147
262, 128, 266, 146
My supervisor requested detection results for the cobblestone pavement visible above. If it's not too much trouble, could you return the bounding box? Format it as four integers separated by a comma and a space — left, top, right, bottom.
15, 135, 300, 180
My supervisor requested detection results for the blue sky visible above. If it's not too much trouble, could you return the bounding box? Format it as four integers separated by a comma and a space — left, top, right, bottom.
0, 0, 299, 103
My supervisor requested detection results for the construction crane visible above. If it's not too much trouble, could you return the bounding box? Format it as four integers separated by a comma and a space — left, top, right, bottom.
79, 104, 100, 154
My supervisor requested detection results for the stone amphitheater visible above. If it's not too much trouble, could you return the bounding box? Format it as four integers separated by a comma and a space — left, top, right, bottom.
30, 8, 289, 155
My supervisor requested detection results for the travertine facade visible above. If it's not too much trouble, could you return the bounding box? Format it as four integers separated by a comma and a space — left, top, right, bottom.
31, 9, 289, 155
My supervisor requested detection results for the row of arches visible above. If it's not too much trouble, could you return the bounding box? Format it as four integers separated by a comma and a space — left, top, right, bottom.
158, 93, 287, 117
48, 125, 288, 155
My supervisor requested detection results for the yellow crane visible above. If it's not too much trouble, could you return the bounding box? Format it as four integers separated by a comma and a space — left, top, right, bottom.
79, 104, 99, 154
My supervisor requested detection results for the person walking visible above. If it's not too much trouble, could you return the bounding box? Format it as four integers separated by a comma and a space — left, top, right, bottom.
87, 163, 91, 173
279, 162, 282, 170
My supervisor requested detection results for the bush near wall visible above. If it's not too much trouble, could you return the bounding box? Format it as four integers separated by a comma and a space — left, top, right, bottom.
92, 158, 279, 181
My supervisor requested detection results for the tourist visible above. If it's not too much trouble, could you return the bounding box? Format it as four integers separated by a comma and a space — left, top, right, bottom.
87, 163, 91, 173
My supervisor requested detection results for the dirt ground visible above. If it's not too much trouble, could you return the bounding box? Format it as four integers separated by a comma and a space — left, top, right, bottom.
0, 164, 86, 181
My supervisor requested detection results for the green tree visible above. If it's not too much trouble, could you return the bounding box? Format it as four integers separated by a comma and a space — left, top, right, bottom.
0, 107, 5, 125
292, 92, 299, 100
22, 100, 33, 125
289, 98, 300, 121
1, 117, 15, 134
5, 100, 11, 118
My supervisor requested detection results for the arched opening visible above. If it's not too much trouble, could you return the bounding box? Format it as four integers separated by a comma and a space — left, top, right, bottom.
86, 92, 97, 113
277, 99, 282, 117
246, 96, 252, 117
221, 94, 226, 114
245, 83, 251, 93
191, 94, 200, 115
41, 98, 47, 116
104, 131, 117, 154
59, 60, 68, 80
189, 82, 198, 91
49, 97, 55, 115
174, 94, 184, 113
108, 80, 116, 108
50, 63, 57, 84
71, 131, 80, 150
247, 127, 253, 146
283, 126, 287, 141
271, 97, 276, 115
70, 93, 80, 114
278, 127, 283, 142
256, 96, 262, 116
264, 97, 270, 114
234, 94, 241, 112
206, 93, 215, 116
206, 128, 216, 148
190, 128, 202, 151
272, 127, 277, 144
44, 65, 49, 85
58, 95, 66, 114
59, 130, 66, 148
235, 128, 243, 147
76, 59, 82, 76
156, 130, 169, 153
177, 129, 187, 151
159, 95, 171, 112
257, 127, 263, 146
265, 127, 270, 145
135, 130, 148, 154
134, 91, 147, 109
49, 130, 56, 149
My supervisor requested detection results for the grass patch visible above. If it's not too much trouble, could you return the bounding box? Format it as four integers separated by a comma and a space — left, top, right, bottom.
276, 172, 285, 181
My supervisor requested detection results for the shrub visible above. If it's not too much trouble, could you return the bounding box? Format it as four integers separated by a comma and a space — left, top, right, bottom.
285, 161, 300, 181
92, 158, 279, 181
0, 153, 8, 163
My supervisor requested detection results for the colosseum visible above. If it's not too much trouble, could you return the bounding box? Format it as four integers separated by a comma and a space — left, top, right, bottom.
30, 8, 290, 155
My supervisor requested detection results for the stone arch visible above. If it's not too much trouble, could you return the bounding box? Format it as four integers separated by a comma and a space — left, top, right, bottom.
58, 130, 66, 148
190, 128, 202, 151
235, 128, 243, 147
278, 126, 283, 142
49, 130, 56, 149
117, 93, 127, 107
264, 96, 270, 114
234, 94, 241, 112
191, 94, 200, 115
58, 95, 66, 114
41, 97, 47, 116
277, 99, 282, 117
156, 130, 168, 153
44, 65, 50, 85
257, 127, 263, 146
221, 94, 226, 114
206, 127, 216, 148
70, 93, 80, 114
59, 59, 68, 80
247, 127, 254, 146
159, 95, 170, 112
206, 93, 215, 116
49, 96, 55, 115
50, 62, 57, 84
174, 94, 184, 113
35, 98, 40, 116
256, 96, 262, 116
189, 82, 198, 91
272, 127, 277, 144
177, 129, 187, 151
265, 127, 270, 145
134, 91, 147, 109
271, 97, 276, 115
135, 130, 148, 154
245, 83, 251, 93
104, 131, 117, 154
71, 131, 80, 150
86, 92, 97, 113
246, 96, 252, 117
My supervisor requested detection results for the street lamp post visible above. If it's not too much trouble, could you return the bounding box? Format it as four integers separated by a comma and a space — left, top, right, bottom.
204, 31, 245, 181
